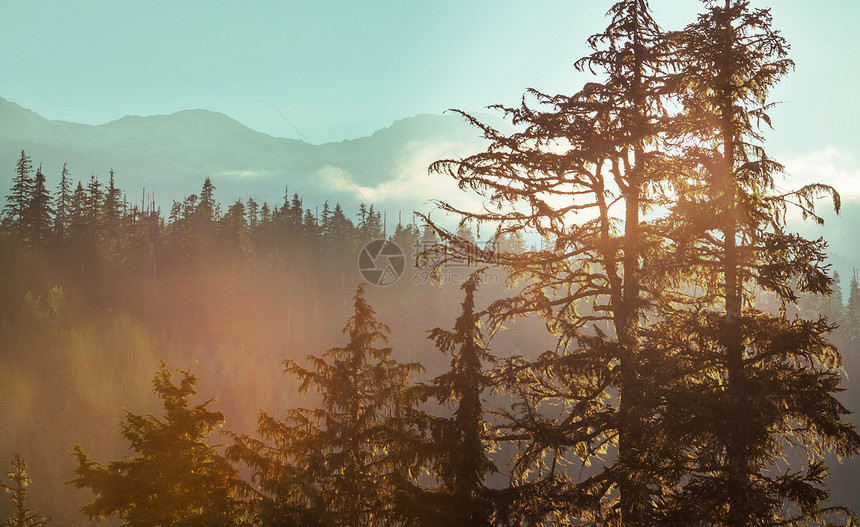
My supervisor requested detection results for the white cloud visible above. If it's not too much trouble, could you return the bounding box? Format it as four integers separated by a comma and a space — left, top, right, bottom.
779, 146, 860, 202
318, 139, 488, 222
315, 165, 372, 199
216, 169, 272, 179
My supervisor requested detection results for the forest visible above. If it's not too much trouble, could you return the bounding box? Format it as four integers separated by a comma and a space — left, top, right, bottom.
2, 1, 860, 526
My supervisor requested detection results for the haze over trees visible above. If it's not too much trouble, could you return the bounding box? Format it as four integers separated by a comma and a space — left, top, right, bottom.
1, 0, 859, 526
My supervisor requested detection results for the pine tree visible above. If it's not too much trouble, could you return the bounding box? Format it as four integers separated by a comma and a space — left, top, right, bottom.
825, 271, 846, 327
657, 1, 860, 523
23, 165, 53, 248
396, 275, 497, 527
0, 456, 50, 527
319, 201, 332, 240
104, 169, 123, 258
3, 151, 34, 238
357, 202, 369, 240
302, 208, 319, 241
846, 271, 860, 346
171, 180, 217, 269
228, 285, 423, 527
85, 174, 105, 255
286, 192, 304, 239
423, 0, 673, 522
247, 197, 259, 231
64, 181, 91, 275
70, 361, 248, 526
391, 220, 419, 265
219, 200, 254, 263
53, 163, 72, 243
197, 177, 217, 227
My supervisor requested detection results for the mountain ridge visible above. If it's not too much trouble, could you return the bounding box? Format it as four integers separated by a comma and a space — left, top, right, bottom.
1, 96, 857, 285
0, 97, 487, 210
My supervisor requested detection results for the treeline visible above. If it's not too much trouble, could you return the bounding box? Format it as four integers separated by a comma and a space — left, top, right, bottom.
0, 151, 536, 526
1, 148, 411, 312
0, 149, 526, 320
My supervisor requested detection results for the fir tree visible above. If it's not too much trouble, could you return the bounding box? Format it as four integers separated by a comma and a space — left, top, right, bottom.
285, 192, 304, 239
219, 200, 254, 262
53, 163, 72, 243
302, 208, 319, 241
846, 271, 860, 346
423, 0, 674, 522
3, 151, 34, 238
0, 455, 50, 527
104, 169, 123, 257
397, 275, 499, 527
70, 361, 248, 527
657, 0, 860, 523
319, 201, 332, 241
228, 285, 423, 527
23, 165, 53, 248
84, 174, 105, 259
197, 177, 217, 226
247, 197, 259, 231
63, 181, 90, 275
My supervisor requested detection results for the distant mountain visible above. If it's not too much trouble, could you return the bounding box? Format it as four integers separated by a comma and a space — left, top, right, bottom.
0, 96, 490, 213
0, 96, 857, 285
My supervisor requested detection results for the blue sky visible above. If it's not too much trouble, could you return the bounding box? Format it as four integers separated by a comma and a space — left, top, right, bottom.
1, 1, 858, 199
1, 1, 854, 147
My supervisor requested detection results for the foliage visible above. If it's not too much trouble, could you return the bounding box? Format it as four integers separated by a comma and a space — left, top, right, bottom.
70, 361, 249, 527
228, 285, 423, 527
2, 1, 860, 526
395, 274, 499, 526
0, 456, 49, 527
418, 0, 859, 525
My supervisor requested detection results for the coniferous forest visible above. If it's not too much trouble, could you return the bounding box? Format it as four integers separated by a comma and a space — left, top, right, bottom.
2, 1, 860, 526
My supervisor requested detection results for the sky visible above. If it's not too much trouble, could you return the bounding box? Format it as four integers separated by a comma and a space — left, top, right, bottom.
1, 1, 858, 203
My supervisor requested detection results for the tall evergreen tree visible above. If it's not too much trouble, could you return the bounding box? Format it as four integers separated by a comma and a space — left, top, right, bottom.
846, 271, 860, 346
23, 165, 53, 248
71, 362, 248, 527
104, 169, 123, 258
54, 163, 72, 243
219, 200, 254, 262
64, 181, 92, 276
423, 0, 674, 522
3, 151, 34, 238
396, 275, 495, 526
658, 0, 860, 523
0, 455, 50, 527
247, 197, 259, 231
228, 285, 422, 527
197, 177, 217, 227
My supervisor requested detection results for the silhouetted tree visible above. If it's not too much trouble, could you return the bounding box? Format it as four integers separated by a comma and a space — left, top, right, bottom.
71, 362, 248, 527
219, 200, 254, 263
397, 275, 507, 526
423, 0, 674, 522
53, 163, 71, 243
654, 0, 860, 524
847, 272, 860, 347
228, 285, 422, 527
3, 151, 34, 238
23, 166, 52, 248
1, 455, 50, 527
104, 169, 123, 258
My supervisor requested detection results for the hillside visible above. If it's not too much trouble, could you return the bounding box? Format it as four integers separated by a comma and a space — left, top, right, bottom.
0, 97, 489, 213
